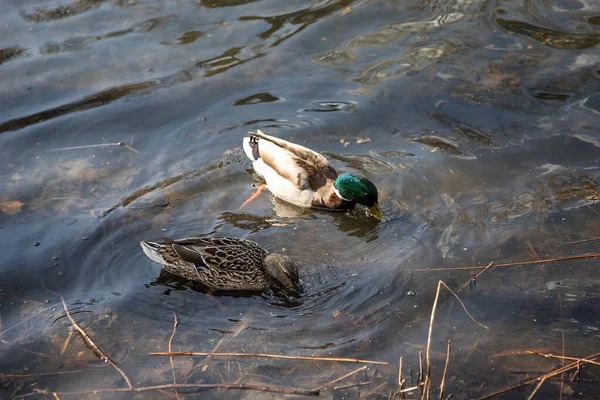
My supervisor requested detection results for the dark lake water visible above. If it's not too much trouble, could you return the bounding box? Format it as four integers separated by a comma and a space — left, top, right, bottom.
1, 0, 600, 399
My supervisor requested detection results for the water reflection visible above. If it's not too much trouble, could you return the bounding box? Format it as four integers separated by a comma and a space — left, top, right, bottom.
496, 18, 600, 49
19, 0, 105, 22
0, 47, 24, 64
201, 0, 260, 8
240, 0, 354, 42
234, 92, 279, 106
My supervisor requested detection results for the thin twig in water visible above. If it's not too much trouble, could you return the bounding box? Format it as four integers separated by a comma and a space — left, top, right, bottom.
50, 142, 140, 154
583, 199, 600, 218
0, 370, 82, 378
59, 296, 133, 389
470, 261, 495, 280
525, 241, 541, 261
526, 351, 600, 367
439, 340, 451, 400
477, 350, 600, 399
313, 365, 367, 391
438, 282, 488, 333
17, 347, 52, 358
566, 236, 600, 245
25, 383, 319, 397
0, 302, 61, 344
414, 253, 600, 272
128, 137, 135, 163
168, 312, 180, 400
365, 381, 387, 398
456, 262, 494, 294
334, 381, 371, 390
196, 319, 249, 374
151, 351, 388, 365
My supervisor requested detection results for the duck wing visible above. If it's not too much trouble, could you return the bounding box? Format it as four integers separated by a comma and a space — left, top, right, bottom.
251, 129, 338, 191
170, 237, 267, 271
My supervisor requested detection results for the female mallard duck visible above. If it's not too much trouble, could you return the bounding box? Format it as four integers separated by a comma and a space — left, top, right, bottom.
242, 130, 383, 220
140, 237, 298, 291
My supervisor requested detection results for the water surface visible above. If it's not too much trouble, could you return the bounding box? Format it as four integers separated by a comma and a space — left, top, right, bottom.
1, 0, 600, 399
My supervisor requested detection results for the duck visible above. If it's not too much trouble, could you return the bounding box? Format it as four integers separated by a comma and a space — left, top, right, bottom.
140, 237, 298, 291
242, 130, 383, 220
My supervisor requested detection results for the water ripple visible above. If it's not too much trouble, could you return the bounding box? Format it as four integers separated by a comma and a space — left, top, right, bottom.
19, 0, 106, 23
496, 18, 600, 49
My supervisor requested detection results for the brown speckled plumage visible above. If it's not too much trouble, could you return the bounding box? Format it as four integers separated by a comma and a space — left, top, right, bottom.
140, 237, 298, 291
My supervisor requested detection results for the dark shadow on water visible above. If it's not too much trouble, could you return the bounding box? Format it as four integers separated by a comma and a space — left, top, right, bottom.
0, 81, 155, 134
146, 269, 304, 308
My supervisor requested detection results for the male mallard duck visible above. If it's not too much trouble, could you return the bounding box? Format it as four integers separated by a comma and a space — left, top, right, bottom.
242, 130, 383, 220
140, 237, 298, 291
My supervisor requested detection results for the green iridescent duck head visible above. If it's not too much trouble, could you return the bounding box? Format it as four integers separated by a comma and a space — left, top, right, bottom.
333, 173, 382, 220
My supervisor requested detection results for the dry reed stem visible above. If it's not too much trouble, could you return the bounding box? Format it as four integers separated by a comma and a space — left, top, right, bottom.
60, 327, 74, 355
24, 383, 319, 397
414, 253, 600, 272
399, 385, 419, 393
23, 292, 319, 399
571, 361, 580, 383
419, 351, 424, 385
50, 142, 140, 154
59, 296, 133, 389
477, 350, 600, 399
439, 340, 451, 400
151, 351, 388, 364
560, 332, 565, 400
168, 312, 180, 400
398, 356, 402, 387
0, 370, 82, 378
423, 281, 487, 400
424, 280, 442, 400
420, 375, 430, 400
526, 376, 547, 400
398, 356, 404, 398
313, 365, 367, 391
